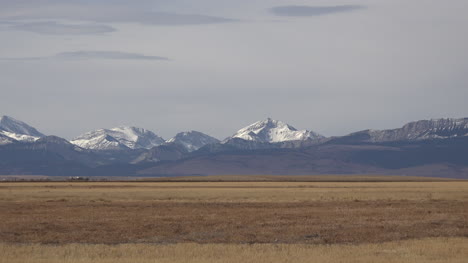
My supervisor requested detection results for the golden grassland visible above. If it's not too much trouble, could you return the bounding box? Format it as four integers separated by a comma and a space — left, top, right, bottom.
141, 174, 462, 182
1, 238, 467, 263
1, 177, 467, 262
1, 181, 468, 203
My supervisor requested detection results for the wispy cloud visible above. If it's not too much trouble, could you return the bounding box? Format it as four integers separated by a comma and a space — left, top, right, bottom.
7, 21, 116, 35
0, 1, 238, 26
270, 5, 364, 17
127, 12, 237, 26
1, 51, 169, 61
56, 51, 169, 60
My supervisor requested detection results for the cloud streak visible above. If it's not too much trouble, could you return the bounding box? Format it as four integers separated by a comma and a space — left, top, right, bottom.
0, 1, 238, 26
270, 5, 364, 17
1, 51, 169, 61
128, 12, 236, 26
8, 21, 116, 35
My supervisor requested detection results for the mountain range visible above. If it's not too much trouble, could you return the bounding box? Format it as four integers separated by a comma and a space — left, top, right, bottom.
0, 115, 467, 178
71, 127, 166, 151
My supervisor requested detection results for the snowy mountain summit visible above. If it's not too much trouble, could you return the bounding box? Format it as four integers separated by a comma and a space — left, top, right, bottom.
167, 131, 220, 152
71, 126, 165, 150
225, 118, 324, 143
0, 115, 44, 143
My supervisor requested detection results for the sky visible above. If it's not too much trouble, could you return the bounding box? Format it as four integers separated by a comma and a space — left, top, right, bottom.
1, 0, 467, 140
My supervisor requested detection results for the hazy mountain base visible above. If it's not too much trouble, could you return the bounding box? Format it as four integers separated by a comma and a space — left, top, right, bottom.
139, 137, 468, 179
0, 136, 467, 178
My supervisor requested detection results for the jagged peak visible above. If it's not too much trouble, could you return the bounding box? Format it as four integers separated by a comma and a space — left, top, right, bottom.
171, 130, 215, 138
110, 126, 152, 133
166, 130, 220, 152
227, 118, 324, 143
71, 125, 165, 150
0, 115, 45, 138
172, 130, 198, 136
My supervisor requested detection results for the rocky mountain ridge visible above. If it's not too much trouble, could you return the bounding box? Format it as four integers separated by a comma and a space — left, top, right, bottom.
1, 115, 467, 178
327, 118, 468, 144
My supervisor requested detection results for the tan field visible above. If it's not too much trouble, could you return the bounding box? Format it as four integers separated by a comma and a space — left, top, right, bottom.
141, 174, 462, 182
1, 238, 467, 263
1, 177, 467, 262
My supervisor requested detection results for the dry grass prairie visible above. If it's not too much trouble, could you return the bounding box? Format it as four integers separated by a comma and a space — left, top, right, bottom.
1, 238, 467, 263
1, 178, 467, 262
141, 174, 461, 182
1, 181, 468, 203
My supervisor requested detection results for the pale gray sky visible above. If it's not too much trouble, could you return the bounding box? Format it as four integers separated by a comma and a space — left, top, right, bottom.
1, 0, 467, 140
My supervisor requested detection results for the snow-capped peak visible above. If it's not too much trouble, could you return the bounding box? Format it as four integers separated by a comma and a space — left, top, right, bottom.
0, 115, 44, 142
71, 126, 165, 150
166, 130, 219, 152
225, 118, 324, 143
0, 115, 44, 137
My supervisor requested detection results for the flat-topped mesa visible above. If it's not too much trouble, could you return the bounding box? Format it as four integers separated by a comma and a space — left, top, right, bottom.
326, 118, 468, 145
393, 118, 468, 140
71, 126, 165, 150
345, 118, 468, 143
224, 118, 324, 143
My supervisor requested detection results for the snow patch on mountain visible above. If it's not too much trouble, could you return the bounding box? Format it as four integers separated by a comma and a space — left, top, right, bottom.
225, 118, 324, 143
0, 131, 40, 143
71, 126, 165, 150
0, 115, 44, 143
167, 131, 219, 152
0, 133, 16, 145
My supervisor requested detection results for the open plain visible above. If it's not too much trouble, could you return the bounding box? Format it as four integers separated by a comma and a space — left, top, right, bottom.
1, 176, 467, 262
